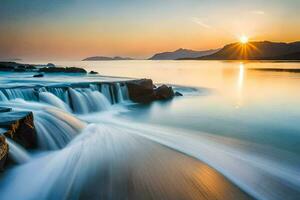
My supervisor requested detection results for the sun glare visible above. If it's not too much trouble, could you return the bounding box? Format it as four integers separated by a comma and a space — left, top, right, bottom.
240, 36, 249, 44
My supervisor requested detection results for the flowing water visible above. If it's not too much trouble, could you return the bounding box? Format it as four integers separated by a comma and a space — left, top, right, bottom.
0, 60, 300, 199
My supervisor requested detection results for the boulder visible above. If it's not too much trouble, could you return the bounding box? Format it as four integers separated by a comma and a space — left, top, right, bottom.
126, 79, 156, 103
0, 111, 37, 149
154, 85, 174, 100
0, 135, 8, 171
126, 79, 176, 103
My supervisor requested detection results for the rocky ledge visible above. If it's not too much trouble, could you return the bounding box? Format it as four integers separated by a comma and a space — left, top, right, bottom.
0, 110, 37, 171
0, 135, 8, 171
0, 111, 37, 149
126, 79, 181, 103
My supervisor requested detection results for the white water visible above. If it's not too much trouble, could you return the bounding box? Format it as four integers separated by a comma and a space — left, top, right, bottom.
6, 139, 31, 164
39, 92, 71, 112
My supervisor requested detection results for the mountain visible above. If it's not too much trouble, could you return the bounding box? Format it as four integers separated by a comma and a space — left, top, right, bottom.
82, 56, 133, 61
148, 48, 219, 60
198, 41, 300, 60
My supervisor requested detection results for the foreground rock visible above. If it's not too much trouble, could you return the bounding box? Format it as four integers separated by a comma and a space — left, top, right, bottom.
126, 79, 176, 103
0, 135, 8, 171
0, 111, 37, 149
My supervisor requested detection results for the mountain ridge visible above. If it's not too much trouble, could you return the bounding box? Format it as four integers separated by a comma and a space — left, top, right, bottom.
149, 48, 219, 60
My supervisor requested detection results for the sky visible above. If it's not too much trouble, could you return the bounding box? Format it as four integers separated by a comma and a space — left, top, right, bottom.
0, 0, 300, 60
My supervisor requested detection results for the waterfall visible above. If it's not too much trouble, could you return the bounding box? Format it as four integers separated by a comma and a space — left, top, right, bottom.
0, 91, 8, 101
0, 82, 129, 115
6, 138, 31, 164
68, 88, 111, 114
0, 99, 86, 150
34, 108, 86, 150
0, 88, 38, 101
115, 83, 129, 103
39, 92, 71, 112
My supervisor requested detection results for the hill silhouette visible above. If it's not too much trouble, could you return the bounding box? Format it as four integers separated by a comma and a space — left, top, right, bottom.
149, 48, 219, 60
82, 56, 133, 61
197, 41, 300, 60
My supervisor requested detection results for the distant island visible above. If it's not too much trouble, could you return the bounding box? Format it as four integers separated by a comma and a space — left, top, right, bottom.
186, 41, 300, 60
149, 48, 219, 60
82, 56, 133, 61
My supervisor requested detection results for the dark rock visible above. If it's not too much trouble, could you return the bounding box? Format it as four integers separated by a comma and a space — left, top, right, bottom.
33, 73, 44, 78
175, 91, 183, 96
39, 67, 87, 73
0, 111, 37, 149
0, 135, 8, 171
126, 79, 175, 103
47, 63, 55, 67
154, 85, 174, 100
0, 107, 12, 113
126, 79, 156, 103
0, 64, 14, 71
89, 71, 98, 74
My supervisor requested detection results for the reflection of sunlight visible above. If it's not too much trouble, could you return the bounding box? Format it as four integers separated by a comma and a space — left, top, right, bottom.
236, 63, 245, 108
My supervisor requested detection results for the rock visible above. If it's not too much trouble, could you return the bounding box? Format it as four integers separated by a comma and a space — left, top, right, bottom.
175, 91, 183, 96
0, 135, 8, 171
47, 63, 55, 67
89, 71, 98, 74
39, 67, 87, 73
126, 79, 176, 103
154, 85, 174, 100
0, 111, 37, 149
33, 73, 44, 78
0, 107, 12, 113
126, 79, 156, 103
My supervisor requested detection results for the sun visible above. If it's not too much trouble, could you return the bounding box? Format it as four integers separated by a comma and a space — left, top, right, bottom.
240, 36, 249, 44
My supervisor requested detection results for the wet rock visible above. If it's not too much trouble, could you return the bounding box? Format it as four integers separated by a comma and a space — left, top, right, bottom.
126, 79, 176, 103
126, 79, 156, 103
39, 67, 87, 73
89, 71, 98, 74
0, 135, 8, 171
0, 111, 37, 149
33, 73, 44, 78
154, 85, 174, 100
175, 91, 183, 96
0, 107, 12, 113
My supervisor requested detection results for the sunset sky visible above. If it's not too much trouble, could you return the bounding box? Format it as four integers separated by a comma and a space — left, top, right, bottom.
0, 0, 300, 60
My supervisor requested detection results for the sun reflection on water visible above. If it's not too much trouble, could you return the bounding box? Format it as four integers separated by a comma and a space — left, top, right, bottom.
236, 63, 245, 108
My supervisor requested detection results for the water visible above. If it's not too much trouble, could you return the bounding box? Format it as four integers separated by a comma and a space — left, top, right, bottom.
0, 60, 300, 199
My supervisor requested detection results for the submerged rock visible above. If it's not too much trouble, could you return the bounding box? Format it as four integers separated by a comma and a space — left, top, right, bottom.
33, 73, 44, 78
0, 107, 12, 113
0, 135, 8, 171
0, 112, 37, 149
175, 91, 183, 96
89, 71, 98, 74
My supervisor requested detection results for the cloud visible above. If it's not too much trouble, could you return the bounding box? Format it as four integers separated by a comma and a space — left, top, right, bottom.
191, 17, 211, 29
250, 10, 265, 15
